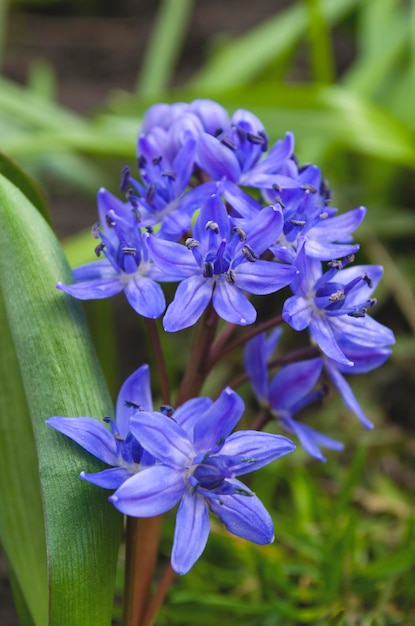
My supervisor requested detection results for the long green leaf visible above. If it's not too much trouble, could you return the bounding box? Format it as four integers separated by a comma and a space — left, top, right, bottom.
0, 291, 48, 625
0, 174, 123, 625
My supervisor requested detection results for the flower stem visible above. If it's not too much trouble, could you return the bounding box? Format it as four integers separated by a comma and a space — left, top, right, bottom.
175, 302, 219, 406
122, 515, 163, 626
145, 318, 171, 405
141, 563, 176, 626
207, 314, 284, 371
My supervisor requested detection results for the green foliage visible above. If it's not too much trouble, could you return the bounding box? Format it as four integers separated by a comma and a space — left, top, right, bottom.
1, 0, 415, 624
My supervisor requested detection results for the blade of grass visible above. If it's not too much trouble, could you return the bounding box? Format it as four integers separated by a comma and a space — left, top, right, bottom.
136, 0, 194, 96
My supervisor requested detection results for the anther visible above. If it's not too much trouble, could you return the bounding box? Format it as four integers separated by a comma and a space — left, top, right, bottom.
161, 170, 176, 180
226, 269, 236, 284
132, 206, 142, 222
126, 189, 139, 209
146, 183, 156, 205
247, 132, 266, 145
122, 246, 136, 256
242, 244, 259, 262
152, 155, 162, 165
160, 405, 175, 417
329, 289, 345, 303
290, 219, 306, 227
185, 238, 200, 250
272, 183, 282, 192
221, 137, 237, 150
301, 184, 317, 193
203, 262, 214, 278
319, 211, 329, 220
363, 274, 373, 289
138, 155, 146, 169
205, 221, 219, 233
91, 221, 101, 238
348, 309, 366, 318
95, 242, 105, 257
124, 400, 144, 410
120, 166, 130, 192
233, 226, 246, 241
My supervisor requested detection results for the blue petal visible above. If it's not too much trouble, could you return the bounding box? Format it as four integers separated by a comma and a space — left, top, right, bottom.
46, 416, 118, 465
236, 260, 297, 295
208, 478, 274, 544
189, 99, 230, 135
116, 364, 153, 437
129, 412, 194, 468
309, 316, 353, 365
109, 465, 185, 516
283, 295, 312, 331
57, 274, 123, 300
212, 280, 256, 325
163, 275, 212, 332
324, 361, 374, 429
268, 358, 323, 411
244, 333, 269, 401
193, 387, 244, 453
80, 467, 133, 489
218, 431, 295, 475
281, 416, 344, 462
171, 491, 210, 574
124, 276, 166, 318
244, 205, 284, 254
173, 397, 213, 437
196, 133, 241, 182
331, 314, 395, 349
146, 235, 197, 278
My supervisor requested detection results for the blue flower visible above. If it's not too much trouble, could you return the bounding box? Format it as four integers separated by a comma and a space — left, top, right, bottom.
244, 332, 343, 461
46, 365, 156, 489
57, 188, 168, 318
108, 387, 295, 574
147, 194, 297, 331
268, 165, 365, 263
283, 242, 395, 365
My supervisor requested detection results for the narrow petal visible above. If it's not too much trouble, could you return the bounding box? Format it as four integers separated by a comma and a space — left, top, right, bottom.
57, 276, 123, 300
194, 387, 244, 453
212, 280, 257, 325
46, 416, 118, 465
173, 397, 213, 437
109, 465, 185, 516
218, 431, 295, 475
129, 412, 194, 468
208, 479, 274, 544
163, 275, 212, 332
196, 132, 241, 182
283, 295, 312, 331
146, 235, 197, 278
244, 333, 269, 401
124, 276, 166, 318
171, 491, 210, 574
236, 261, 297, 295
80, 467, 133, 489
281, 416, 344, 461
116, 364, 153, 437
309, 316, 353, 365
268, 358, 323, 411
325, 362, 374, 429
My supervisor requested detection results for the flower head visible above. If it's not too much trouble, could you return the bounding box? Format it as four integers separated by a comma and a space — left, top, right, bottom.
283, 243, 395, 365
148, 193, 297, 331
109, 387, 295, 574
57, 188, 169, 318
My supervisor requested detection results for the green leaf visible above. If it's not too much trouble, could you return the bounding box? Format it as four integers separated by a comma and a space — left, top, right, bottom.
0, 290, 48, 626
0, 151, 50, 224
0, 174, 123, 625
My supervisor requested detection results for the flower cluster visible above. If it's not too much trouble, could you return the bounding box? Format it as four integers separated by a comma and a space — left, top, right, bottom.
50, 98, 394, 574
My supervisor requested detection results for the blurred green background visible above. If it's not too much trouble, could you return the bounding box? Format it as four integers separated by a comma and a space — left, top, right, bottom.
1, 0, 414, 624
